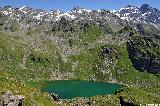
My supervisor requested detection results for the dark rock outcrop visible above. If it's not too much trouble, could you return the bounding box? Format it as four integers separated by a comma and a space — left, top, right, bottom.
51, 93, 59, 101
127, 33, 160, 73
119, 96, 138, 106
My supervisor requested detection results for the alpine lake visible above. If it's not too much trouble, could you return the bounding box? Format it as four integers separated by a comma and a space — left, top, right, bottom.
41, 80, 123, 99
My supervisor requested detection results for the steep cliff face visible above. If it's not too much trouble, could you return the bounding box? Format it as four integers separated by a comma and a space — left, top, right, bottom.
127, 19, 160, 74
128, 34, 160, 73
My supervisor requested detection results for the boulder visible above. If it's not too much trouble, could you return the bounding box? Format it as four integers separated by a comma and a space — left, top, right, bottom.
0, 91, 24, 106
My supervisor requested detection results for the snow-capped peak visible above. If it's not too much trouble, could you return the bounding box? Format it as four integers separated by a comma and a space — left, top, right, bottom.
115, 4, 160, 24
19, 6, 27, 11
69, 6, 92, 14
49, 10, 62, 16
0, 4, 160, 27
55, 12, 76, 21
18, 6, 32, 14
110, 10, 116, 13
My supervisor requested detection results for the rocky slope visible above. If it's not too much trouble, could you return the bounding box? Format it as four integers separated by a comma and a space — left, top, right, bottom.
0, 4, 160, 105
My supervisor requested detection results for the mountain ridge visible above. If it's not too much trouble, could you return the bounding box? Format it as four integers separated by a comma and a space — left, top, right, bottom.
0, 4, 159, 23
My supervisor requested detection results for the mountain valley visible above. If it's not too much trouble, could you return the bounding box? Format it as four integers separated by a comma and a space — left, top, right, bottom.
0, 4, 160, 106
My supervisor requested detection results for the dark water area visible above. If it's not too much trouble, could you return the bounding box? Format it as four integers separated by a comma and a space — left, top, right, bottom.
41, 80, 122, 99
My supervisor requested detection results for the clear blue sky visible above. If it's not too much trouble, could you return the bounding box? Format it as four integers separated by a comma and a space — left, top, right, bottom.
0, 0, 160, 11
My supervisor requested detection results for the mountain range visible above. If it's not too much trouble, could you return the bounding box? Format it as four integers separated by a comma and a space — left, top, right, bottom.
1, 4, 160, 27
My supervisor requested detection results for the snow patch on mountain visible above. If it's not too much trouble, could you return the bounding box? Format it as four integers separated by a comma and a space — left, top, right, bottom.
0, 4, 160, 28
115, 4, 160, 24
55, 12, 76, 21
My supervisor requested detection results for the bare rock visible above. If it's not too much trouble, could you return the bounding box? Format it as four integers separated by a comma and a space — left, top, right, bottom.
0, 91, 24, 106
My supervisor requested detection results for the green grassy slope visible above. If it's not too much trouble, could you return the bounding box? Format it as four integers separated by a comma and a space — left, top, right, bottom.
0, 25, 160, 106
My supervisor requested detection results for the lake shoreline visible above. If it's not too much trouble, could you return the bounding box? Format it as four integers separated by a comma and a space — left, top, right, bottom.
41, 80, 123, 99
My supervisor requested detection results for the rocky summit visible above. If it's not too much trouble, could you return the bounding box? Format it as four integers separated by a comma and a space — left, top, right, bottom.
0, 4, 160, 106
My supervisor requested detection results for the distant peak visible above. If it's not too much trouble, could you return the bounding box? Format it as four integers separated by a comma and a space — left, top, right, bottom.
50, 9, 63, 15
21, 6, 27, 8
19, 6, 26, 10
140, 4, 152, 10
140, 4, 151, 8
72, 6, 84, 12
19, 6, 32, 10
140, 4, 152, 13
73, 6, 82, 10
51, 10, 61, 13
126, 5, 135, 7
70, 6, 92, 13
3, 5, 12, 9
111, 10, 116, 13
124, 5, 137, 10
